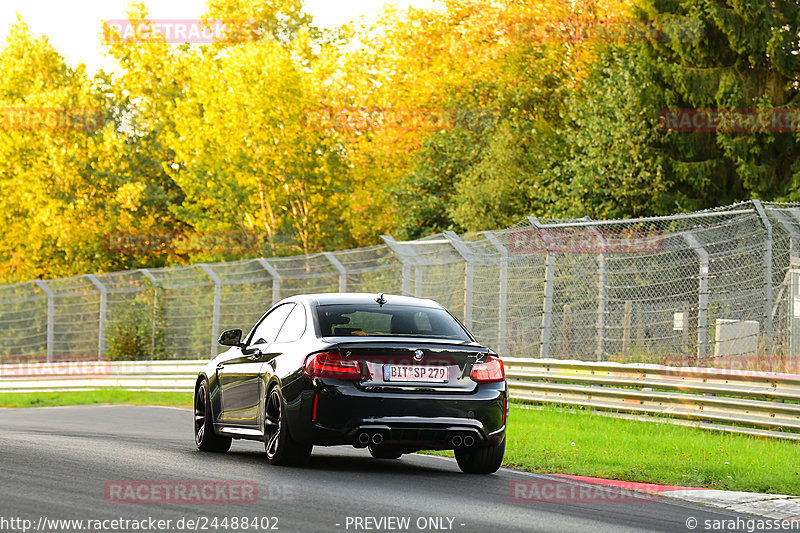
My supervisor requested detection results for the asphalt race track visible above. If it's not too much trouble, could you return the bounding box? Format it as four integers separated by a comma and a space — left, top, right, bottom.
0, 406, 755, 532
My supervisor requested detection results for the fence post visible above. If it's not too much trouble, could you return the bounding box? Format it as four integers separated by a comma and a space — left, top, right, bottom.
199, 264, 221, 358
139, 269, 160, 356
585, 224, 608, 361
765, 208, 800, 342
483, 231, 508, 357
86, 274, 108, 359
769, 208, 799, 259
323, 252, 348, 293
444, 231, 474, 330
752, 200, 774, 335
33, 280, 54, 363
683, 233, 709, 362
256, 259, 281, 304
139, 269, 157, 284
527, 218, 555, 359
381, 236, 423, 297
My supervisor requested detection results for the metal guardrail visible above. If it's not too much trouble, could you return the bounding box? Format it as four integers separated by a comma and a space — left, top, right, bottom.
506, 359, 800, 440
0, 360, 204, 393
2, 358, 800, 440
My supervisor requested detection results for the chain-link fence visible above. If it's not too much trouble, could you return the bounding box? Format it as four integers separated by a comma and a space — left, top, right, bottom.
2, 200, 800, 371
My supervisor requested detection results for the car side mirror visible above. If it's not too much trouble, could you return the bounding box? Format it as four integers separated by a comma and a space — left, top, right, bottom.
218, 329, 244, 347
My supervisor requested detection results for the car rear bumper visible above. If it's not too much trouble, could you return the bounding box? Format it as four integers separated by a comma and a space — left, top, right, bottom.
286, 378, 507, 450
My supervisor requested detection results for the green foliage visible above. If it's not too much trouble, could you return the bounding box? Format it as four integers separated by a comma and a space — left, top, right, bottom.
633, 0, 800, 206
450, 121, 562, 231
105, 287, 165, 361
555, 46, 677, 219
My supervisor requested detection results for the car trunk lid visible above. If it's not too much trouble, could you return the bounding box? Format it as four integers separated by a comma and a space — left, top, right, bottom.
334, 340, 491, 392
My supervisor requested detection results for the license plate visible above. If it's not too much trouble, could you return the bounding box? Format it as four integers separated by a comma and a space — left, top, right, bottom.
383, 365, 448, 382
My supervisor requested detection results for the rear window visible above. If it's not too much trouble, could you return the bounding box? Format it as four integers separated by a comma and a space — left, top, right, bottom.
316, 304, 471, 341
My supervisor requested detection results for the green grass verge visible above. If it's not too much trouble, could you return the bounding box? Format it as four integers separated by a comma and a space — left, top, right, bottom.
0, 389, 192, 408
502, 404, 800, 495
428, 404, 800, 494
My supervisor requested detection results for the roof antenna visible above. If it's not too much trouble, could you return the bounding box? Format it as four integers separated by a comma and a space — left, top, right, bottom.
376, 293, 386, 307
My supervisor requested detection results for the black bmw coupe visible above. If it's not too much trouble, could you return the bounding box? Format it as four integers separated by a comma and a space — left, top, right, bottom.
193, 293, 507, 474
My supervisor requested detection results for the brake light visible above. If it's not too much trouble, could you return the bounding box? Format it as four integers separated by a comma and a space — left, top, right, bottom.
470, 356, 505, 383
304, 351, 363, 379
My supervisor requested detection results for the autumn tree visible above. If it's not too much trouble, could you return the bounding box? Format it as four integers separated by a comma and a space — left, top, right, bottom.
0, 20, 116, 281
559, 0, 800, 218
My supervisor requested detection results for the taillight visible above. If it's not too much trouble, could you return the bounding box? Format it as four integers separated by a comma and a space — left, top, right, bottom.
304, 351, 364, 379
470, 356, 505, 383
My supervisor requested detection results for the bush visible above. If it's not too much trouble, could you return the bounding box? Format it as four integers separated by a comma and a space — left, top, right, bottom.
105, 288, 166, 361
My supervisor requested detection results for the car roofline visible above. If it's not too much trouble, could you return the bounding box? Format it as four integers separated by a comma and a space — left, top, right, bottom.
293, 293, 444, 309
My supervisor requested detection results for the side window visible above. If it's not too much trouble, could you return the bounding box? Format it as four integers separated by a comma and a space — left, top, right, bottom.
249, 304, 295, 346
274, 304, 307, 343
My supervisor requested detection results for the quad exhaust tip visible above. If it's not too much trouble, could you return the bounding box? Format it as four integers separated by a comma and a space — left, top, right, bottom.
357, 432, 371, 445
371, 433, 384, 445
463, 435, 475, 447
451, 435, 463, 447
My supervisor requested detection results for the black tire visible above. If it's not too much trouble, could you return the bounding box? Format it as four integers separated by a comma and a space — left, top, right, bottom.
454, 438, 505, 474
264, 385, 313, 466
194, 379, 232, 453
368, 445, 403, 459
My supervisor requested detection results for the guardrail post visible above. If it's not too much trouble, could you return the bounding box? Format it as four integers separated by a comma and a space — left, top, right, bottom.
444, 231, 475, 330
86, 274, 108, 359
256, 259, 281, 304
483, 231, 509, 357
752, 200, 774, 336
381, 235, 423, 297
33, 280, 54, 363
528, 218, 555, 359
199, 264, 221, 358
323, 252, 348, 293
683, 233, 709, 361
